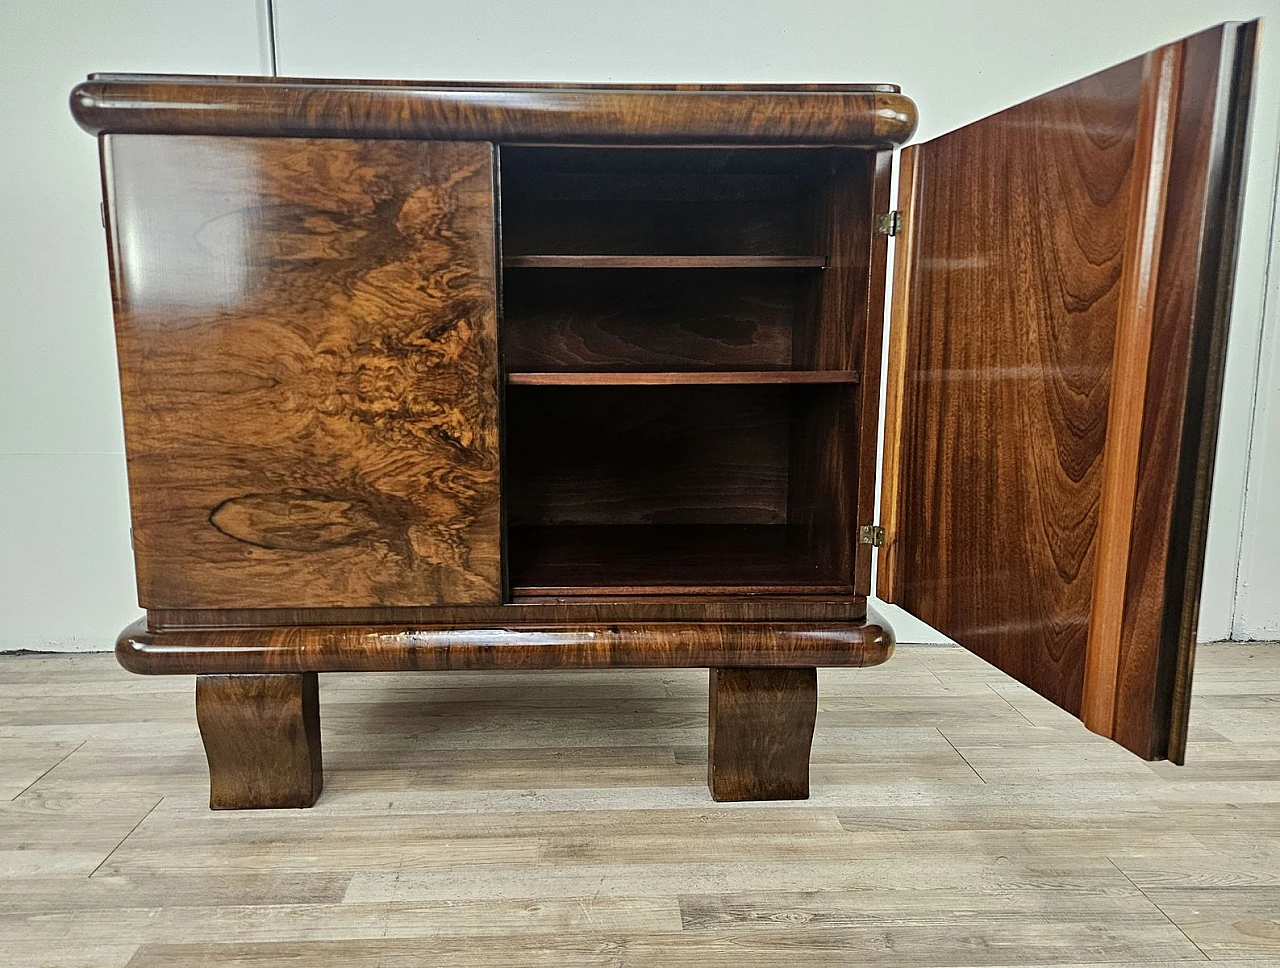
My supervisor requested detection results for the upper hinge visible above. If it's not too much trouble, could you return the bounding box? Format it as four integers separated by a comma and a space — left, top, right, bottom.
99, 202, 107, 229
875, 210, 903, 237
858, 524, 885, 547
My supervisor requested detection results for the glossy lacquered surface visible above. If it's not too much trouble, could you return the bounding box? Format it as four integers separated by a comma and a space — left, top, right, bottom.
880, 22, 1257, 761
117, 616, 895, 676
103, 136, 503, 610
72, 76, 918, 146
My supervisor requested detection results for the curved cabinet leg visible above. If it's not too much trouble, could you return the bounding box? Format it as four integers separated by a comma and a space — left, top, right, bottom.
707, 667, 817, 801
195, 673, 323, 809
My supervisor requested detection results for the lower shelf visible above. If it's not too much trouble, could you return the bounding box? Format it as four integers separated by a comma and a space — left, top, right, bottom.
508, 524, 850, 596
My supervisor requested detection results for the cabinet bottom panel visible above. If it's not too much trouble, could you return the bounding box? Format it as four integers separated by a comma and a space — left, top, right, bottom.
509, 524, 851, 596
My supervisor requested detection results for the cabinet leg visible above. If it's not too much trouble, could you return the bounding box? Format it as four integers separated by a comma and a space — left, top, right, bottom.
707, 667, 817, 801
195, 673, 323, 809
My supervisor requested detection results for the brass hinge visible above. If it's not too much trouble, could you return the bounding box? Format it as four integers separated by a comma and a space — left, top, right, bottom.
99, 202, 107, 229
875, 210, 903, 237
858, 524, 885, 547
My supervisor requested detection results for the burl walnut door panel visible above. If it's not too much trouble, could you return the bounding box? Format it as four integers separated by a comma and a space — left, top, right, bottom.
880, 23, 1256, 760
102, 137, 502, 609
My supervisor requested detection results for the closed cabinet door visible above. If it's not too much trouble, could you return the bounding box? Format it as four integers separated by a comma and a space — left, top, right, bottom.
879, 22, 1257, 761
103, 137, 502, 609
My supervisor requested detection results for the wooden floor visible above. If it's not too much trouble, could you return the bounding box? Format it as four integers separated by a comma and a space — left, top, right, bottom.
1, 643, 1278, 967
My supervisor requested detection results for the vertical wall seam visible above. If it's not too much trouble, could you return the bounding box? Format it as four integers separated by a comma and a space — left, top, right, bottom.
265, 0, 279, 76
1229, 100, 1280, 639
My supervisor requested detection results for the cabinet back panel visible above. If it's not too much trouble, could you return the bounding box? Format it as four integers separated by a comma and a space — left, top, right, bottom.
501, 147, 828, 257
506, 385, 790, 526
503, 200, 806, 257
502, 269, 797, 371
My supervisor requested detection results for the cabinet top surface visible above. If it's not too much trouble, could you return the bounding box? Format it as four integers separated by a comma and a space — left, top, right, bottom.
71, 73, 917, 146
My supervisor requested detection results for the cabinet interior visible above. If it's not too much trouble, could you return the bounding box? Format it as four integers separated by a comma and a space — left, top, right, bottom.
499, 146, 872, 597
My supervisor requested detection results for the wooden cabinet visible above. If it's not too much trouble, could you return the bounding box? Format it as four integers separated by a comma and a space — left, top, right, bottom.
72, 20, 1257, 808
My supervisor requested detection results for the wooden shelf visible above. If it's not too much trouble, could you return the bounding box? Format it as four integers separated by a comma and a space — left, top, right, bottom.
503, 255, 826, 269
508, 524, 850, 597
507, 370, 859, 386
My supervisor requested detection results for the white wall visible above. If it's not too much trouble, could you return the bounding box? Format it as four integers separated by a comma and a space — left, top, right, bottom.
0, 0, 1276, 650
1235, 257, 1280, 638
0, 1, 265, 651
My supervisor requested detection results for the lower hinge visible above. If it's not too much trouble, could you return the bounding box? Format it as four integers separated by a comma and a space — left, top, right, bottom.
875, 210, 903, 237
858, 524, 886, 547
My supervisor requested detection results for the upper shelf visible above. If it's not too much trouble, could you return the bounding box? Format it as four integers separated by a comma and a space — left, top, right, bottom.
70, 75, 919, 146
503, 255, 826, 270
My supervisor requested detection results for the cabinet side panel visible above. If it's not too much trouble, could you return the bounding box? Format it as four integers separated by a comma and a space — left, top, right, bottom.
104, 136, 502, 608
877, 145, 919, 603
855, 151, 895, 596
791, 150, 880, 590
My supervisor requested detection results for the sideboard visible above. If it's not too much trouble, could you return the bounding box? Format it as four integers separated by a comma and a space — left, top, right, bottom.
70, 20, 1257, 807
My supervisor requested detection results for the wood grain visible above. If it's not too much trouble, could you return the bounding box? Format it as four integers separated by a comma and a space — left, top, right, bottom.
503, 207, 810, 260
71, 77, 919, 145
506, 385, 791, 527
504, 256, 825, 269
501, 268, 798, 372
86, 74, 903, 91
789, 150, 881, 591
195, 673, 322, 809
500, 147, 826, 258
707, 668, 817, 801
508, 525, 850, 596
145, 596, 870, 629
117, 617, 895, 676
506, 370, 857, 385
1114, 21, 1259, 761
881, 52, 1148, 716
102, 136, 502, 609
1082, 43, 1183, 736
853, 151, 896, 596
879, 22, 1257, 760
876, 144, 919, 601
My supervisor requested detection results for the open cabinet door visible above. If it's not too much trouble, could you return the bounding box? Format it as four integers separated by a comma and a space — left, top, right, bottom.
879, 22, 1257, 762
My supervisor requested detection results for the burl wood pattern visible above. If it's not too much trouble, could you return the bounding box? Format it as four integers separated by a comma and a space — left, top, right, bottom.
117, 617, 894, 676
708, 668, 817, 801
880, 23, 1256, 760
102, 137, 502, 609
72, 77, 918, 146
195, 673, 323, 809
